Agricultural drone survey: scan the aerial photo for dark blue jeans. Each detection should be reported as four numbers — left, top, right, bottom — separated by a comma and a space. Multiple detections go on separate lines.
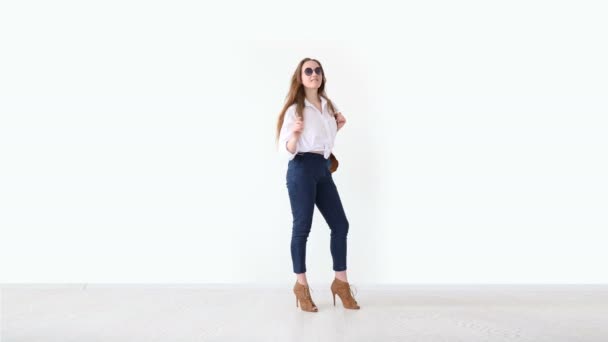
286, 152, 349, 274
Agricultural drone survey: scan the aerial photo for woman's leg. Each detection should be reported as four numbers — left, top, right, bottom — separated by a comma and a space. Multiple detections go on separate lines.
286, 160, 317, 276
296, 273, 309, 285
315, 174, 350, 273
334, 270, 348, 282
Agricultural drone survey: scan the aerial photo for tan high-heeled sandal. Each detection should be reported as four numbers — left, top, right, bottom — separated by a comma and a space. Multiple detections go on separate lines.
293, 281, 318, 312
331, 277, 361, 309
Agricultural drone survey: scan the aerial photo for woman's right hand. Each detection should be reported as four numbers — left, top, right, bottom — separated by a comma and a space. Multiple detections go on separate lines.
292, 117, 304, 135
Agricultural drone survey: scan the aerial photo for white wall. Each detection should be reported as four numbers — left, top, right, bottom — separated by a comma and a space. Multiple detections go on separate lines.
1, 0, 606, 284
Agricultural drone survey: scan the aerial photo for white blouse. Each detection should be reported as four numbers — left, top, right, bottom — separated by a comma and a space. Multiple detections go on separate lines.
278, 96, 340, 160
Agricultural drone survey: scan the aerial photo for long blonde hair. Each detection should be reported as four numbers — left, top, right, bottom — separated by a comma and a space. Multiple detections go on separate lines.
275, 57, 338, 145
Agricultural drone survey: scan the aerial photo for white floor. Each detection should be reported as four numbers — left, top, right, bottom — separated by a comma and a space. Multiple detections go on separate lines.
1, 284, 607, 342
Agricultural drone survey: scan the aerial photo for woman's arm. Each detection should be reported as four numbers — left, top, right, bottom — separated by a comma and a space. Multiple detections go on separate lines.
286, 132, 300, 154
278, 106, 301, 160
335, 112, 346, 131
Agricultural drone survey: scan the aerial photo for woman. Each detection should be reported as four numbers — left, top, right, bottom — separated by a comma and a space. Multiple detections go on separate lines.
275, 57, 360, 312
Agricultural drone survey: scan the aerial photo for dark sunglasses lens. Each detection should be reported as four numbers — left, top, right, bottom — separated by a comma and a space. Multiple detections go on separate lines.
304, 68, 313, 76
315, 67, 322, 75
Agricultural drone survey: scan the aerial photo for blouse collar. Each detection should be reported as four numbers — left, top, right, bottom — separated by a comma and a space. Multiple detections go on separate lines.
304, 96, 327, 111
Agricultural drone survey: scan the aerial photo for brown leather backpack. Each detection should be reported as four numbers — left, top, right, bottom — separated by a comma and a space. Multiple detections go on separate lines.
329, 110, 341, 173
329, 153, 339, 173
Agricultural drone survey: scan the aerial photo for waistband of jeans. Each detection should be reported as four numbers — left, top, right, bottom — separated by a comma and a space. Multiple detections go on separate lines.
295, 152, 326, 159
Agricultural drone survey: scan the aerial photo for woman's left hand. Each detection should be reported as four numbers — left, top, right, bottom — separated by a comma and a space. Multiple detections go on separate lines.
335, 112, 346, 131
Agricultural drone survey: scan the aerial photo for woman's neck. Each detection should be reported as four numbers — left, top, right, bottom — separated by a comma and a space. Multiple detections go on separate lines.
304, 88, 320, 103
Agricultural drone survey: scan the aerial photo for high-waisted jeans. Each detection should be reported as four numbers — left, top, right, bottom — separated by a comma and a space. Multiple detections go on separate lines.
286, 152, 350, 274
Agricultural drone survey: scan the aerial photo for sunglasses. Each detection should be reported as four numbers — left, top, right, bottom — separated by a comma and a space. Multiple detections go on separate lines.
304, 67, 323, 76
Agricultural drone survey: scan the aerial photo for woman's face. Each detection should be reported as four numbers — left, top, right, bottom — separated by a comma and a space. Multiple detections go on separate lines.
301, 61, 323, 90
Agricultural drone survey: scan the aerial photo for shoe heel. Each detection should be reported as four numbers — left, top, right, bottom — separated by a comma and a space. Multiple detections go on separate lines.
296, 297, 299, 307
332, 291, 336, 306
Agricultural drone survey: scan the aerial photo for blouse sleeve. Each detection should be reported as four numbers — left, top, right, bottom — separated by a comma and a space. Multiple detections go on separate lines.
278, 106, 299, 160
332, 101, 340, 114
